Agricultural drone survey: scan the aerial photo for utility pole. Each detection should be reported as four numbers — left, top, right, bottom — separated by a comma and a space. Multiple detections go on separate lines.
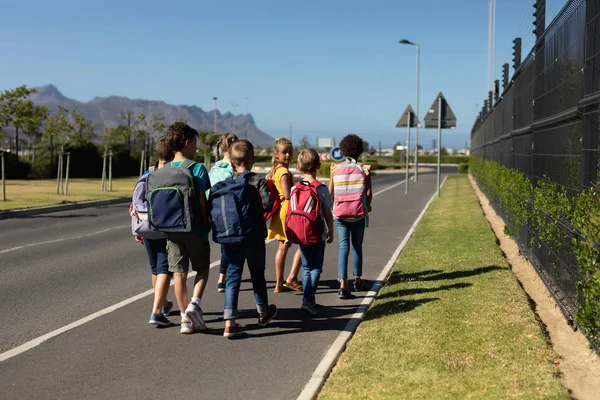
213, 97, 218, 135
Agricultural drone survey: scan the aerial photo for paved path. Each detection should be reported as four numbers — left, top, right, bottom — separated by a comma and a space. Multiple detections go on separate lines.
0, 168, 453, 399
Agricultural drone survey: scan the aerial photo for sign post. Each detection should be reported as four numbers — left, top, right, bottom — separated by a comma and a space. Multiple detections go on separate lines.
396, 105, 420, 194
423, 92, 457, 197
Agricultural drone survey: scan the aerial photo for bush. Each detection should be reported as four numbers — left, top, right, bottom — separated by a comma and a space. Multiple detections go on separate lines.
416, 155, 470, 164
1, 151, 31, 179
458, 163, 469, 174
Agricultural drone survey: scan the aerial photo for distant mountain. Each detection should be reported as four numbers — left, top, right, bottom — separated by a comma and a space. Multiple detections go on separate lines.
29, 85, 274, 147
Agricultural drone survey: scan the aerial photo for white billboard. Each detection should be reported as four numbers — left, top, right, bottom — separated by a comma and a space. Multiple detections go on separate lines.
318, 137, 334, 148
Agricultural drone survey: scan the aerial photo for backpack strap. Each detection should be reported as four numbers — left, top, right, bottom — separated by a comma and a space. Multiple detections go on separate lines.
239, 170, 256, 181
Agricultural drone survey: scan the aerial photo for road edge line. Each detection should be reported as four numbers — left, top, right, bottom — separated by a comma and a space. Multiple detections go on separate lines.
297, 175, 449, 400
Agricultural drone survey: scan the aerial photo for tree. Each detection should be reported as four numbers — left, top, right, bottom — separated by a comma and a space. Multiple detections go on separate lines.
198, 131, 219, 164
0, 85, 37, 159
120, 110, 135, 153
100, 125, 128, 191
21, 103, 49, 163
134, 113, 166, 173
299, 136, 311, 149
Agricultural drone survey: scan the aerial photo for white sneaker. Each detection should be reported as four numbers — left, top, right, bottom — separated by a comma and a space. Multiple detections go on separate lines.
180, 315, 193, 334
185, 303, 207, 331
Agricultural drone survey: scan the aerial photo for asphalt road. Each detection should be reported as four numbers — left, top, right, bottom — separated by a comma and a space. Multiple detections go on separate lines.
0, 167, 454, 399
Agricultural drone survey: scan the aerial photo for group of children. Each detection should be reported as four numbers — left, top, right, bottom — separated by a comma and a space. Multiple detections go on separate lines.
130, 122, 372, 338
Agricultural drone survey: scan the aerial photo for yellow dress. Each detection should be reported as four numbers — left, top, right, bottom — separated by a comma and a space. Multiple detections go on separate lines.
267, 166, 293, 241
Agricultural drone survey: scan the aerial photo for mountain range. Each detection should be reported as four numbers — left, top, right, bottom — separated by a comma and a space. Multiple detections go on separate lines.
29, 85, 274, 147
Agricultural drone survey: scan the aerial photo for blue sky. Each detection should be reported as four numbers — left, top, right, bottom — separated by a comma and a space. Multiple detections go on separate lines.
0, 0, 564, 150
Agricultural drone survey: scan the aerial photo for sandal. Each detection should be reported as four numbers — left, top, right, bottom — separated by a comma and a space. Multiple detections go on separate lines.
283, 282, 303, 292
274, 285, 293, 293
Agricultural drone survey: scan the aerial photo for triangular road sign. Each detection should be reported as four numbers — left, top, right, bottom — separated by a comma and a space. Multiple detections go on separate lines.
395, 105, 421, 128
424, 92, 457, 129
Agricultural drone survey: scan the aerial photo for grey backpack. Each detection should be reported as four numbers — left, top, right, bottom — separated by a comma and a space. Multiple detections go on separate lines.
146, 159, 199, 233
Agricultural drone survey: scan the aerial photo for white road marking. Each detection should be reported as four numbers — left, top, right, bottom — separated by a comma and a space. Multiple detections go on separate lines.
0, 225, 131, 255
0, 176, 410, 362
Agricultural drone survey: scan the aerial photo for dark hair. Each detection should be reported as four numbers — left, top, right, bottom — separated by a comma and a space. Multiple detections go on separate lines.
339, 134, 364, 159
165, 122, 198, 152
154, 136, 174, 169
230, 140, 255, 167
216, 133, 238, 159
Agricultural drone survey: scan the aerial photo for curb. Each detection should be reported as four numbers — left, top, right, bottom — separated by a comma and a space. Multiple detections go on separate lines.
0, 197, 131, 220
297, 175, 449, 400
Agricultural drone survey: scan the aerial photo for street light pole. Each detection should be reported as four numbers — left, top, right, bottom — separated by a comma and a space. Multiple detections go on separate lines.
213, 97, 218, 135
400, 39, 421, 182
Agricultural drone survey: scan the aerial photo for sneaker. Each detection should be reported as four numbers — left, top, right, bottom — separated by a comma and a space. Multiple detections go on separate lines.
223, 324, 244, 338
301, 302, 317, 317
353, 278, 365, 292
258, 304, 278, 327
161, 301, 173, 316
180, 315, 193, 334
185, 303, 207, 331
217, 282, 225, 293
338, 288, 352, 299
149, 312, 171, 326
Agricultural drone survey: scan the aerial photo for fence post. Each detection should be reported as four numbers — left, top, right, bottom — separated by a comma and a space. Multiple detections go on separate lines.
1, 151, 5, 202
64, 152, 71, 196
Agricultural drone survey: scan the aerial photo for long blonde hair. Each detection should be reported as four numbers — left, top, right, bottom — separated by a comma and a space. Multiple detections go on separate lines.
267, 137, 293, 179
216, 133, 238, 160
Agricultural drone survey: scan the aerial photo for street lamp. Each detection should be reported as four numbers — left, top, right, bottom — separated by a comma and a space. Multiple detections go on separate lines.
213, 97, 218, 135
400, 39, 420, 183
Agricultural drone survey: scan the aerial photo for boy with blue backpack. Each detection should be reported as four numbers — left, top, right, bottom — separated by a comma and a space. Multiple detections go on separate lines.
208, 140, 277, 338
147, 122, 211, 334
286, 149, 334, 316
130, 137, 174, 326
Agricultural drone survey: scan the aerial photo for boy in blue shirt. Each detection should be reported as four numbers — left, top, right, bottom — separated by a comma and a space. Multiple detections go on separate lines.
164, 122, 212, 334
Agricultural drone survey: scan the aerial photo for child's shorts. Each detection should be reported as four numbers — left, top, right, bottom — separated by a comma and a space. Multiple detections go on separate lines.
166, 233, 210, 274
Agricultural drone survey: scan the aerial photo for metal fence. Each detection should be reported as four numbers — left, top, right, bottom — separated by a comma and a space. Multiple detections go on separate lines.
471, 0, 599, 323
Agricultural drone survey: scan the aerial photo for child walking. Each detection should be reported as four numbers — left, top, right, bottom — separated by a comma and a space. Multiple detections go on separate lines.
266, 138, 303, 293
208, 140, 278, 338
131, 137, 174, 326
208, 133, 238, 293
328, 134, 372, 299
287, 149, 334, 316
158, 122, 212, 334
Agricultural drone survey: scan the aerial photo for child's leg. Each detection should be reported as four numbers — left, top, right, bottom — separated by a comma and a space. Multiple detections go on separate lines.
189, 238, 211, 300
218, 244, 228, 285
335, 220, 350, 289
274, 240, 290, 291
152, 238, 171, 314
286, 249, 302, 287
246, 242, 269, 317
166, 236, 190, 313
300, 242, 325, 304
349, 219, 367, 279
224, 244, 244, 327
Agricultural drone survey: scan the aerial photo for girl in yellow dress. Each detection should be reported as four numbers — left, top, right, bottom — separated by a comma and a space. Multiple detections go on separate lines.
267, 138, 303, 293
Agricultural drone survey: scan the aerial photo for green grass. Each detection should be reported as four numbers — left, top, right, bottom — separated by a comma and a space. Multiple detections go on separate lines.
319, 175, 568, 400
0, 177, 138, 211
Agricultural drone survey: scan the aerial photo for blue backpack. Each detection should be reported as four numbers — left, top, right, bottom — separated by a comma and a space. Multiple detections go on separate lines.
208, 171, 266, 244
146, 159, 200, 233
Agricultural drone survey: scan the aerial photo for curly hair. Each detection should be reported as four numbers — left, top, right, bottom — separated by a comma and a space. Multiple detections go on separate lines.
339, 134, 364, 159
165, 122, 198, 152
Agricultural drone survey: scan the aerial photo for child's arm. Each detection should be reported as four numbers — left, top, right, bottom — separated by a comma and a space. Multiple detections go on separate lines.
365, 173, 373, 212
280, 172, 291, 200
324, 207, 334, 244
328, 163, 337, 197
198, 192, 210, 229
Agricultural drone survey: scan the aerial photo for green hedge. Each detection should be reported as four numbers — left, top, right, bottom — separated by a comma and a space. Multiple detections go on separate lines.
471, 157, 600, 348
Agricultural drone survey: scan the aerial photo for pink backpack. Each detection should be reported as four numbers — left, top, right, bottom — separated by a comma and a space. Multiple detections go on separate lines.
332, 158, 367, 221
286, 181, 323, 246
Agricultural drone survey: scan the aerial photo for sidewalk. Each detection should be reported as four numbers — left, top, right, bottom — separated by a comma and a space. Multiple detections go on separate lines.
318, 175, 569, 399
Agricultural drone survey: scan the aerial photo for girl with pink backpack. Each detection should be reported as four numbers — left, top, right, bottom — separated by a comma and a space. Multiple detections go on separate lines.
328, 134, 373, 299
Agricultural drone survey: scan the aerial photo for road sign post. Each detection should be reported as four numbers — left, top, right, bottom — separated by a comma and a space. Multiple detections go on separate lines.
330, 147, 344, 162
396, 105, 420, 195
423, 92, 457, 197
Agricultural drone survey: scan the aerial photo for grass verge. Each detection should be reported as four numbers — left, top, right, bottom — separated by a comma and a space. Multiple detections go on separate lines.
319, 175, 568, 399
0, 178, 138, 211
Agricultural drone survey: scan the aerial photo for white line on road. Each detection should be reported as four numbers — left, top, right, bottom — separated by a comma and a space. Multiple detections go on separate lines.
0, 225, 131, 255
0, 178, 409, 363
